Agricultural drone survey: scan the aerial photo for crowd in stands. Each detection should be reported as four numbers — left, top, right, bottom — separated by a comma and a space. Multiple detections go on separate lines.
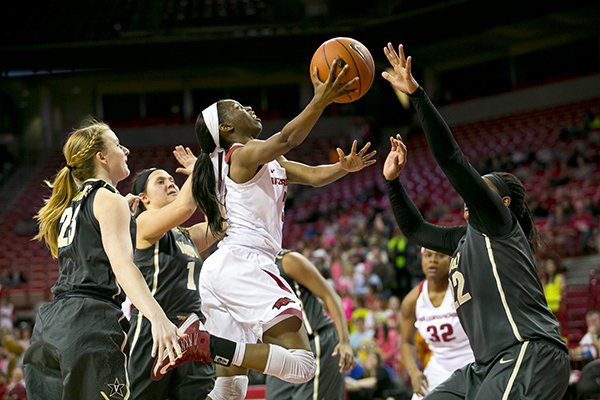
0, 296, 29, 400
0, 104, 598, 399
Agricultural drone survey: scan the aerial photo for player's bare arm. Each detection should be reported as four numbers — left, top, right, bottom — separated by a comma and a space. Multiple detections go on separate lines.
229, 63, 357, 183
136, 146, 198, 246
400, 286, 429, 396
279, 140, 376, 187
282, 252, 354, 372
94, 189, 183, 365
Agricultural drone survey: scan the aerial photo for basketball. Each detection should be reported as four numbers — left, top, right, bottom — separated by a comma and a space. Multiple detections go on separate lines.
310, 37, 375, 103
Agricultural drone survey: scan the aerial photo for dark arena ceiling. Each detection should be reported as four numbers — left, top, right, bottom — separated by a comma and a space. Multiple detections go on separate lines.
0, 0, 598, 73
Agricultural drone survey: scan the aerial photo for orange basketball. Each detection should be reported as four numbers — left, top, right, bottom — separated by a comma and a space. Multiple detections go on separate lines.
310, 37, 375, 103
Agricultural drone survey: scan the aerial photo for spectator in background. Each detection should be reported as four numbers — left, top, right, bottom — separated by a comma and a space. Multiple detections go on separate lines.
374, 315, 400, 373
0, 300, 14, 331
540, 257, 566, 317
0, 371, 7, 399
388, 226, 413, 299
346, 346, 409, 400
570, 310, 600, 362
5, 367, 25, 400
570, 199, 595, 254
349, 316, 374, 351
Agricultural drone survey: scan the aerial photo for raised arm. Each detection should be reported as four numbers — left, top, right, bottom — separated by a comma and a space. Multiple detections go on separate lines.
280, 140, 376, 187
94, 189, 182, 364
384, 134, 465, 255
135, 146, 197, 247
399, 286, 428, 397
382, 43, 512, 236
233, 63, 358, 173
282, 251, 354, 373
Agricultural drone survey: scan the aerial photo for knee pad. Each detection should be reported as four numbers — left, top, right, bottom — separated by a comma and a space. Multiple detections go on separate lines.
263, 345, 316, 384
208, 375, 248, 400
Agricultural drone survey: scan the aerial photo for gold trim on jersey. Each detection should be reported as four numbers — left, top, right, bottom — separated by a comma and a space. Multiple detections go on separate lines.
502, 341, 529, 400
130, 242, 161, 353
485, 236, 523, 342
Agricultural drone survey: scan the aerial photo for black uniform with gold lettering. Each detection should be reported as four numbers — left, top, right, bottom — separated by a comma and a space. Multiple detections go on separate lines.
386, 88, 569, 400
127, 227, 215, 399
24, 179, 132, 400
265, 250, 344, 400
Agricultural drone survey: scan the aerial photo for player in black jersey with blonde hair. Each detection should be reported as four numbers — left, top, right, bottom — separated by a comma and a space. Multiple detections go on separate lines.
381, 43, 570, 400
127, 146, 217, 399
265, 250, 354, 400
24, 121, 182, 400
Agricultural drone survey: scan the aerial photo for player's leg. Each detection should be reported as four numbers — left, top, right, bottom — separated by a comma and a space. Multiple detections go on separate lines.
23, 303, 62, 400
170, 361, 216, 400
200, 247, 315, 383
424, 363, 473, 400
303, 325, 345, 400
61, 298, 130, 400
127, 314, 170, 399
474, 340, 569, 400
207, 365, 249, 400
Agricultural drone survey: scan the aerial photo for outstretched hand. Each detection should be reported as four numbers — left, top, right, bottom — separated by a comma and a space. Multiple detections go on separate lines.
312, 59, 359, 107
382, 134, 408, 180
173, 145, 197, 175
337, 140, 377, 173
381, 43, 419, 95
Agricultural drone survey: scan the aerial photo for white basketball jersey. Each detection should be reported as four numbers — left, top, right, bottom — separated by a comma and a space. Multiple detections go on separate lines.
219, 146, 287, 258
414, 281, 474, 372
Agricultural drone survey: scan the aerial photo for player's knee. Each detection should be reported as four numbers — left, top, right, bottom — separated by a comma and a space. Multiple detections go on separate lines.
264, 345, 316, 384
208, 375, 248, 400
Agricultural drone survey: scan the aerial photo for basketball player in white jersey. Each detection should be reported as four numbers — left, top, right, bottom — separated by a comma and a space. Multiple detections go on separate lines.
400, 248, 474, 399
153, 62, 376, 399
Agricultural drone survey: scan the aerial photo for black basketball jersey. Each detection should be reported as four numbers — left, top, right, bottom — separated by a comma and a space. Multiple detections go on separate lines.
133, 227, 202, 319
276, 250, 331, 335
53, 179, 131, 306
449, 218, 566, 364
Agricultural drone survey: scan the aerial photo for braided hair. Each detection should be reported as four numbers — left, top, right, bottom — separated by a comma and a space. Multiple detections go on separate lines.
494, 172, 541, 253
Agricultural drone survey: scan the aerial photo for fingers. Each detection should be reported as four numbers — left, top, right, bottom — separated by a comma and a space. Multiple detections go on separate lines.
350, 140, 357, 154
165, 341, 176, 365
398, 44, 406, 67
152, 341, 157, 359
336, 147, 345, 161
329, 59, 347, 83
357, 141, 370, 156
406, 55, 412, 75
383, 42, 397, 65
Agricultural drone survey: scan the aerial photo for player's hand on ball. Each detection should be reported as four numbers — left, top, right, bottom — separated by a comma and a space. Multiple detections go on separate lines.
173, 145, 197, 175
312, 60, 359, 108
383, 134, 407, 180
338, 140, 377, 172
381, 43, 419, 95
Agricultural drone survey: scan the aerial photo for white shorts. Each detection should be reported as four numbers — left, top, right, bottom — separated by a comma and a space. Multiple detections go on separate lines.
200, 245, 302, 343
411, 358, 457, 400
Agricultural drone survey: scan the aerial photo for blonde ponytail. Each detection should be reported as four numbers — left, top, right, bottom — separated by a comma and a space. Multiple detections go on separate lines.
34, 120, 109, 258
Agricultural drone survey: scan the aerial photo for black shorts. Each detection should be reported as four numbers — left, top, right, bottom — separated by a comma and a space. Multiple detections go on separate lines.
24, 297, 130, 400
265, 324, 345, 400
425, 340, 570, 400
128, 312, 215, 400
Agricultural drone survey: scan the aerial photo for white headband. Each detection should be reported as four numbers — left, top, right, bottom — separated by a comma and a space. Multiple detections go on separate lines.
202, 102, 221, 151
202, 102, 226, 203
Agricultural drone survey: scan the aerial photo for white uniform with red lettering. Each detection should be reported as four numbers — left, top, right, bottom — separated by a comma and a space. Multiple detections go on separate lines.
200, 145, 302, 343
412, 281, 474, 399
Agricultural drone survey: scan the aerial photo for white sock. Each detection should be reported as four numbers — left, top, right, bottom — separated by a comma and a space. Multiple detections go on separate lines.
263, 344, 316, 384
231, 343, 246, 367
